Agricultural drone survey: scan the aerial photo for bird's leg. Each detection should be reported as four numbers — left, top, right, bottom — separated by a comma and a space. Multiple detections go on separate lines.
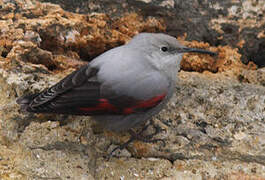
58, 115, 70, 126
107, 120, 166, 158
129, 120, 166, 146
107, 136, 135, 158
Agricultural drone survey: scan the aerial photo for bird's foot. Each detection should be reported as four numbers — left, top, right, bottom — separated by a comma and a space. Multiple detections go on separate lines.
129, 124, 166, 146
107, 120, 166, 158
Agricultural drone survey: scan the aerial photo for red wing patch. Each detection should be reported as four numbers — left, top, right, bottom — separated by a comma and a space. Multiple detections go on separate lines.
123, 94, 166, 114
79, 94, 166, 115
79, 99, 118, 112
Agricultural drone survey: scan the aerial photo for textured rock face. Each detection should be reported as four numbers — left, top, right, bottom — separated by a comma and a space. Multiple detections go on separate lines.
0, 0, 264, 179
39, 0, 265, 66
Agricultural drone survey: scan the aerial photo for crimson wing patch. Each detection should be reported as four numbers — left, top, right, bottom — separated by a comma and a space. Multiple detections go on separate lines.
79, 94, 166, 115
121, 94, 166, 114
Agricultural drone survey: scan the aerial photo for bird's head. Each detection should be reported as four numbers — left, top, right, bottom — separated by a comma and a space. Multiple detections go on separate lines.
127, 33, 217, 72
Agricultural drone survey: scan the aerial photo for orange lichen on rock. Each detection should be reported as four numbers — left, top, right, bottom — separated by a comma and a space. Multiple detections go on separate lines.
181, 40, 257, 73
213, 45, 256, 72
78, 13, 165, 58
181, 41, 218, 72
0, 0, 257, 78
0, 1, 165, 72
112, 13, 166, 38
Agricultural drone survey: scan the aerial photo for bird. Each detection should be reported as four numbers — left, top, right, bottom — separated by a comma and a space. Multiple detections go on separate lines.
17, 33, 216, 152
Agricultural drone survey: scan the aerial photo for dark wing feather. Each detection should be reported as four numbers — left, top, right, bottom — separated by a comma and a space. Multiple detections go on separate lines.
30, 65, 96, 107
18, 65, 167, 115
23, 65, 101, 113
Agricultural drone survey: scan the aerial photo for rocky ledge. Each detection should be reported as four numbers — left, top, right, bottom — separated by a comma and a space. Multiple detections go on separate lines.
0, 0, 264, 179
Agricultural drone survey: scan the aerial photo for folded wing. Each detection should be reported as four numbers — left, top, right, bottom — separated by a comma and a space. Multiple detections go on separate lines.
17, 65, 168, 115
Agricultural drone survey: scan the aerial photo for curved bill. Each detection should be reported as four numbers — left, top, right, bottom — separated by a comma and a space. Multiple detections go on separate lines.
180, 47, 217, 56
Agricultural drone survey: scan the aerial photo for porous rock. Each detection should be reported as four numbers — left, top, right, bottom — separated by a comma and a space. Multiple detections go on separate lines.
0, 0, 264, 179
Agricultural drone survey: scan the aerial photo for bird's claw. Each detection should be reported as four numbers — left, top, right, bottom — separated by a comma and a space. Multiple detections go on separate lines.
106, 120, 166, 158
130, 125, 166, 147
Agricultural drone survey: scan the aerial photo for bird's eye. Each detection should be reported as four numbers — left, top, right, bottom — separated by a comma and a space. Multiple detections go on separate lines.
161, 46, 168, 52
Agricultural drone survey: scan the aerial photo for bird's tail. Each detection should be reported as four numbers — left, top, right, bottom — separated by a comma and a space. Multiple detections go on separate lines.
16, 93, 39, 111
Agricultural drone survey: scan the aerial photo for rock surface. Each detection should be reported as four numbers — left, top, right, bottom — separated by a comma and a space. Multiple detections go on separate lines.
38, 0, 265, 67
0, 0, 264, 179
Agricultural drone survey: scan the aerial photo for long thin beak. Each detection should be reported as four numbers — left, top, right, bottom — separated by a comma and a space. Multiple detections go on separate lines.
179, 47, 217, 56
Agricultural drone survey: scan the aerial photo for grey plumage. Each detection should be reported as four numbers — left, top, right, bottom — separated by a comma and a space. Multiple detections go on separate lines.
17, 33, 216, 132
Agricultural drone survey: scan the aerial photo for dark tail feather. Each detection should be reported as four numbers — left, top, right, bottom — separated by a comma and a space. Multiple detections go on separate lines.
16, 93, 39, 111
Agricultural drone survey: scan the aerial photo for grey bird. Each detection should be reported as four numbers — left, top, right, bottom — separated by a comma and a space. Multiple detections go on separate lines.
17, 33, 216, 134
